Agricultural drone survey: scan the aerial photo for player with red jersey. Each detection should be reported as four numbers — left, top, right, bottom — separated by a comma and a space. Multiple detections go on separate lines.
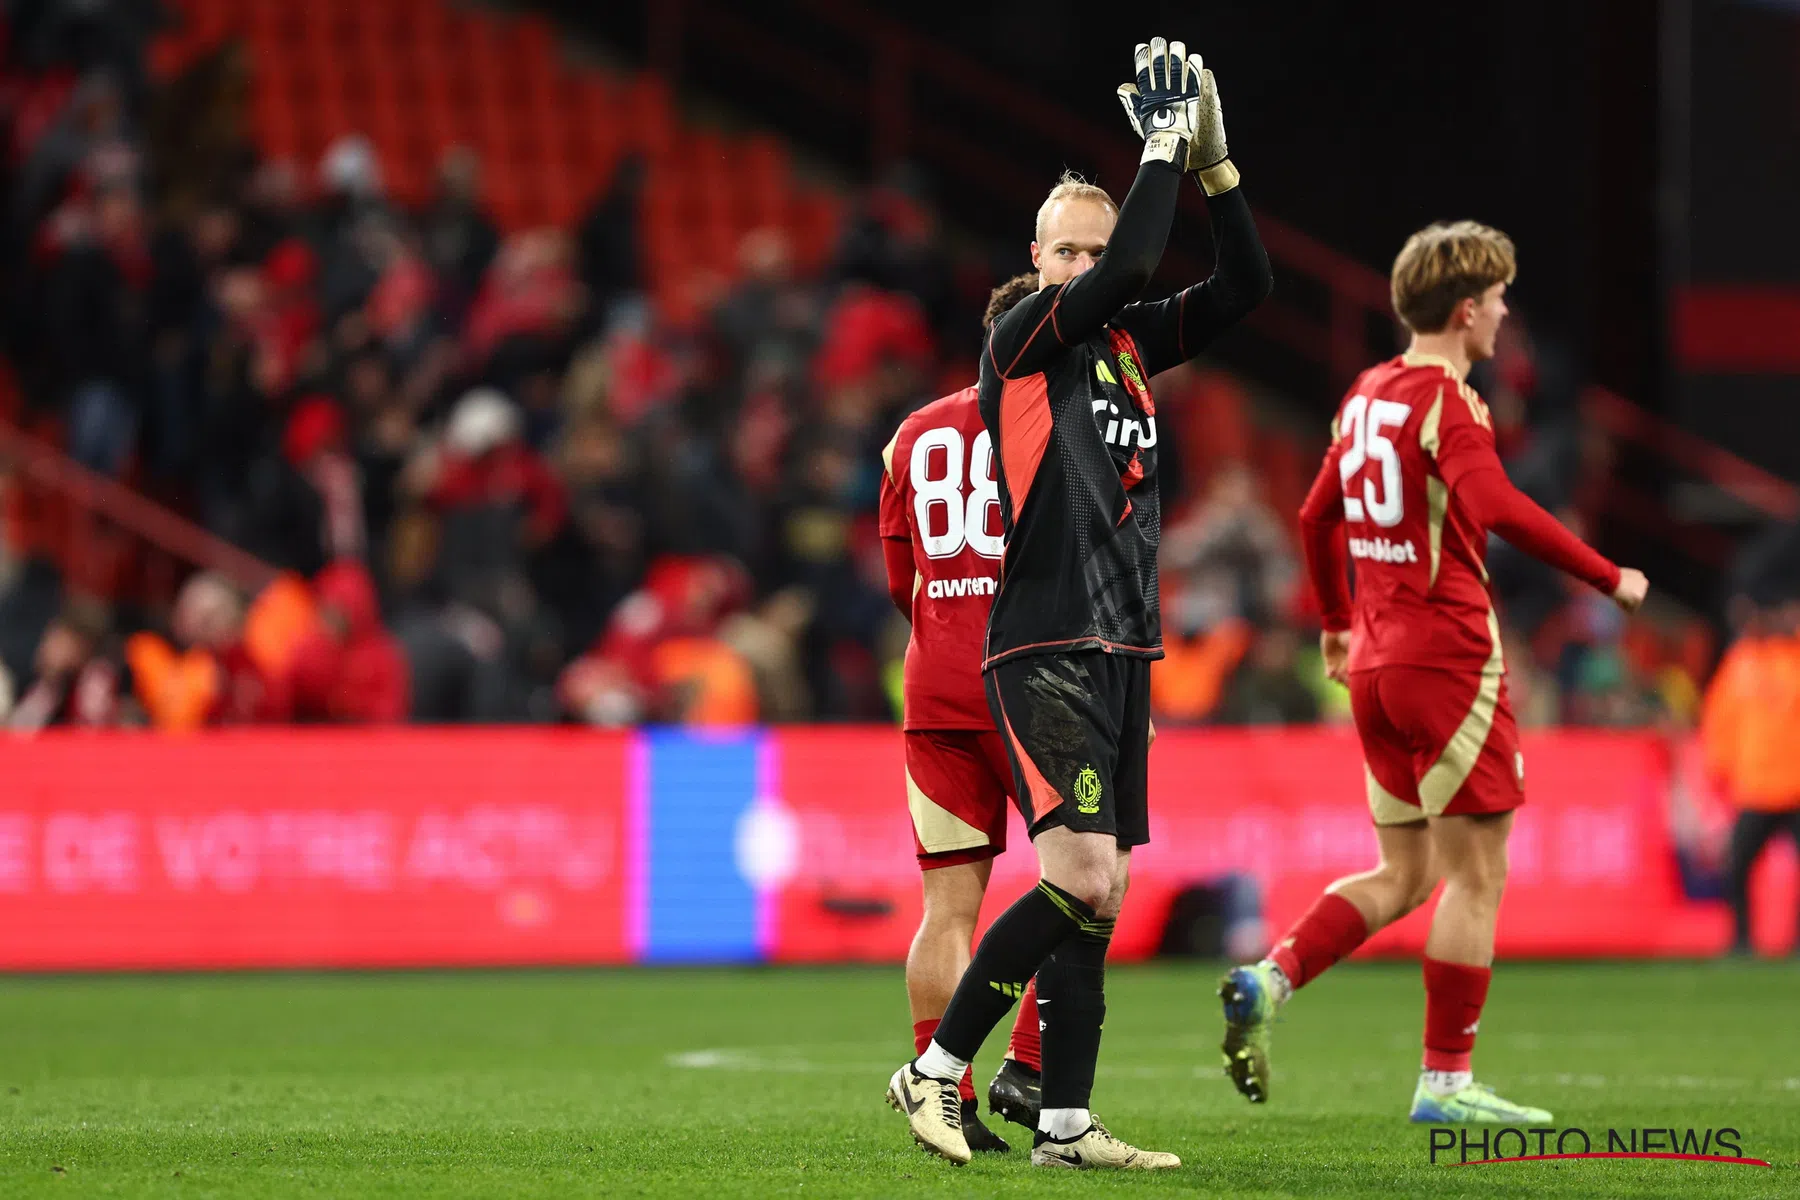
877, 322, 1047, 1154
1217, 221, 1648, 1123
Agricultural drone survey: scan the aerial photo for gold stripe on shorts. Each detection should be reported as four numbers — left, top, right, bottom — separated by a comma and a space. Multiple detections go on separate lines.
1417, 610, 1506, 814
906, 766, 990, 855
1366, 766, 1422, 826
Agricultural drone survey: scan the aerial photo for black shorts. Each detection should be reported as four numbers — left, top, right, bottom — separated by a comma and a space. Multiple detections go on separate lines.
984, 649, 1151, 847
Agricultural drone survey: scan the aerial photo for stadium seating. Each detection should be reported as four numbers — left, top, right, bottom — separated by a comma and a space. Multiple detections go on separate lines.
148, 0, 844, 322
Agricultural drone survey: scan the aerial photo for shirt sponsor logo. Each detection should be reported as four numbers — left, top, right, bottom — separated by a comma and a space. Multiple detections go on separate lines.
1091, 400, 1158, 450
925, 576, 998, 599
1348, 536, 1419, 564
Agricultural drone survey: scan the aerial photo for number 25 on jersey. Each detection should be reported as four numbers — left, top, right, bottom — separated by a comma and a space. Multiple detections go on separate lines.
910, 426, 1003, 559
1337, 394, 1412, 528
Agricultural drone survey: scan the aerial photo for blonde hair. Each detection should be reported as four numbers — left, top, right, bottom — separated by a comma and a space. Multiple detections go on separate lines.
1034, 170, 1117, 243
1390, 220, 1517, 334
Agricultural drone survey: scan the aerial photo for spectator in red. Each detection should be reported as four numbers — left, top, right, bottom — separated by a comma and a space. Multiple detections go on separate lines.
426, 388, 566, 547
363, 224, 437, 363
558, 554, 755, 725
283, 395, 364, 563
412, 388, 566, 646
811, 283, 933, 392
127, 572, 290, 729
8, 599, 131, 730
287, 560, 409, 723
261, 236, 321, 393
464, 231, 582, 366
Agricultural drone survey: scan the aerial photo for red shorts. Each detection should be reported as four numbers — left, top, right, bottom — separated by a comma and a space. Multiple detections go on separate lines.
1349, 666, 1525, 824
904, 729, 1013, 869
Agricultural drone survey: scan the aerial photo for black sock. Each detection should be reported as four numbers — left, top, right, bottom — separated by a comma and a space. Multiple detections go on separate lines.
933, 881, 1095, 1061
1038, 915, 1113, 1112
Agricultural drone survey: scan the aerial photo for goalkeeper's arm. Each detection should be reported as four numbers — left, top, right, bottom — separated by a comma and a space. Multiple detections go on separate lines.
987, 37, 1197, 379
986, 158, 1184, 379
1113, 64, 1272, 370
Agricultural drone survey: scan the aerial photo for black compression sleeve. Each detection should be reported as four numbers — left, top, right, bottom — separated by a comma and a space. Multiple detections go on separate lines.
1113, 184, 1272, 375
1177, 186, 1272, 350
987, 159, 1184, 379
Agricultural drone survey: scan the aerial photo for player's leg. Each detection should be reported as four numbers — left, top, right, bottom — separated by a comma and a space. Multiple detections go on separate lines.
1410, 809, 1539, 1121
1030, 833, 1121, 1144
888, 661, 1111, 1165
987, 978, 1042, 1130
1407, 674, 1547, 1124
1029, 656, 1176, 1170
899, 732, 1012, 1151
1221, 670, 1436, 1102
906, 858, 1011, 1152
1276, 817, 1437, 987
972, 729, 1044, 1131
1723, 809, 1779, 954
1221, 821, 1433, 1101
906, 859, 990, 1069
1005, 981, 1042, 1073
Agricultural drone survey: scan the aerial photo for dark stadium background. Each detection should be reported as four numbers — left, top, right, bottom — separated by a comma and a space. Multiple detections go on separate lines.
562, 0, 1661, 420
0, 0, 1793, 969
561, 0, 1800, 606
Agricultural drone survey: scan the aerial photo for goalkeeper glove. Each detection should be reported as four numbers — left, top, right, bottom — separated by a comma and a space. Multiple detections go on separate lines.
1119, 56, 1239, 194
1116, 38, 1203, 168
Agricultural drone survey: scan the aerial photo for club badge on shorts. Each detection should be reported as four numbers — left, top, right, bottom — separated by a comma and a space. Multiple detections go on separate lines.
1074, 766, 1103, 814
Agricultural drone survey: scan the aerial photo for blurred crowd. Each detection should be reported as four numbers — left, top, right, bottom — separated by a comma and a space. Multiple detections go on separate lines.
0, 3, 1789, 741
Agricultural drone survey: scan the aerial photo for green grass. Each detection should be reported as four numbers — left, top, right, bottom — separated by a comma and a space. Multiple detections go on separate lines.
0, 963, 1795, 1197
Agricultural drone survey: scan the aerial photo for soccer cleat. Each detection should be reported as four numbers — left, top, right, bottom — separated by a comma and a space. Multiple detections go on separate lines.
1408, 1077, 1553, 1125
961, 1100, 1010, 1153
885, 1063, 971, 1165
986, 1058, 1042, 1132
1218, 963, 1279, 1103
1030, 1116, 1181, 1170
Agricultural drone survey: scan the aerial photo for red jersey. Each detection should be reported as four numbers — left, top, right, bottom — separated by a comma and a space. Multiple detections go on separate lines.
1299, 353, 1619, 675
879, 387, 1004, 729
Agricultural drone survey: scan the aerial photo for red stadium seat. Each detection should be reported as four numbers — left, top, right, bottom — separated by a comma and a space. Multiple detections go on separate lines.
539, 161, 588, 230
222, 1, 875, 323
517, 19, 558, 70
312, 0, 362, 48
241, 0, 297, 51
249, 87, 300, 160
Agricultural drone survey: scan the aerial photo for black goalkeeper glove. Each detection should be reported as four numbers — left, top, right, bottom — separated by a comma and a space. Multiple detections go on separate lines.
1118, 49, 1239, 194
1115, 38, 1202, 168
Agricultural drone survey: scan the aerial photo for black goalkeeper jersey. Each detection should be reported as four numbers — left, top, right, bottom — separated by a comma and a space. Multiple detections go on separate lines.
977, 168, 1270, 670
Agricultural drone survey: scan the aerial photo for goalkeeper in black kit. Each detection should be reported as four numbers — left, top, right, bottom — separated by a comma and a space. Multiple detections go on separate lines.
885, 38, 1272, 1169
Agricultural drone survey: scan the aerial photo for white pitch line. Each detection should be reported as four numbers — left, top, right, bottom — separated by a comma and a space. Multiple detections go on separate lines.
668, 1051, 1800, 1094
667, 1049, 1227, 1081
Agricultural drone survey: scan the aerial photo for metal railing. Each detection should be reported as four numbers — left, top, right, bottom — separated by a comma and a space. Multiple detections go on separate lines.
0, 419, 277, 605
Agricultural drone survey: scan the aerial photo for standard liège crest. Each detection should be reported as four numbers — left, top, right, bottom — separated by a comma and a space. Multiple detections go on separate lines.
1074, 765, 1103, 814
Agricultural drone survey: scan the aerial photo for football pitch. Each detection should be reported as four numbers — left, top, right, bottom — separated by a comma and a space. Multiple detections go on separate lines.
0, 962, 1794, 1197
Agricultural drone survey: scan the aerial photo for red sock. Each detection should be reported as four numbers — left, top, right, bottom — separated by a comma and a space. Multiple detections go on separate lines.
1421, 957, 1491, 1073
913, 1018, 975, 1103
1267, 893, 1368, 989
1004, 978, 1042, 1072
